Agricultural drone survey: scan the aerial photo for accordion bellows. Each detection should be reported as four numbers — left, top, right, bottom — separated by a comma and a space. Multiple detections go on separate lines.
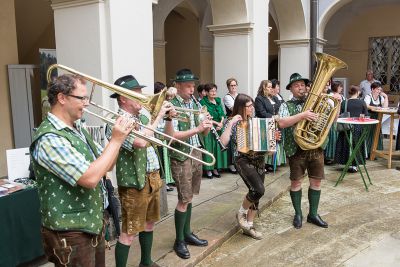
237, 118, 277, 154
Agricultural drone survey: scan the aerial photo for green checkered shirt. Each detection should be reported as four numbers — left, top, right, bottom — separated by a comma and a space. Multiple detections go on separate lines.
32, 113, 103, 186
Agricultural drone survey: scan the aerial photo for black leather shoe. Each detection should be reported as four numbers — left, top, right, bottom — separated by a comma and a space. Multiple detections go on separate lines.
173, 240, 190, 259
184, 233, 208, 247
203, 171, 213, 179
293, 214, 303, 229
307, 214, 328, 228
212, 171, 221, 178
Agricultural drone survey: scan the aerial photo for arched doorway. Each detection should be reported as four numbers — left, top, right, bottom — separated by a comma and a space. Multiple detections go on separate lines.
164, 6, 200, 85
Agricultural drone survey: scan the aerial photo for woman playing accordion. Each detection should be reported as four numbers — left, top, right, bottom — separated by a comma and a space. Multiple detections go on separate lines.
220, 93, 279, 240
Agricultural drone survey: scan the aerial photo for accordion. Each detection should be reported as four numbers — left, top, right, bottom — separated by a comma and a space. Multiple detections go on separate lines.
236, 118, 277, 154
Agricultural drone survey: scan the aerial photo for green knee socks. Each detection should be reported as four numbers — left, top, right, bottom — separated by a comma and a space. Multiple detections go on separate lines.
184, 203, 192, 237
115, 241, 130, 267
308, 188, 321, 217
174, 209, 187, 241
139, 231, 153, 266
290, 189, 302, 216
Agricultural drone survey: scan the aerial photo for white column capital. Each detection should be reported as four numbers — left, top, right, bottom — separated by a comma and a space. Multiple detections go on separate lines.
200, 46, 213, 52
275, 38, 310, 47
51, 0, 103, 10
207, 22, 254, 37
153, 40, 167, 48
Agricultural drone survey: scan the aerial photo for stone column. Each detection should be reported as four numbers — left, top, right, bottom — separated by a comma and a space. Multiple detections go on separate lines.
275, 38, 310, 99
51, 0, 155, 121
200, 45, 213, 84
154, 39, 167, 84
208, 1, 269, 98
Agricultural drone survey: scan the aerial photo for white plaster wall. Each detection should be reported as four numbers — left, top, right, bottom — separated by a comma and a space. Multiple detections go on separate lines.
53, 2, 109, 125
54, 4, 104, 77
248, 0, 269, 93
279, 45, 310, 100
108, 0, 154, 95
214, 34, 251, 97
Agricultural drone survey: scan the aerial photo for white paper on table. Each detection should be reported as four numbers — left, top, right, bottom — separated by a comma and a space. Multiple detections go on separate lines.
6, 147, 30, 182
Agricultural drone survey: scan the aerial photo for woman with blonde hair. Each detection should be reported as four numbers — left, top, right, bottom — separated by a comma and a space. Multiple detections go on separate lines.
254, 80, 283, 171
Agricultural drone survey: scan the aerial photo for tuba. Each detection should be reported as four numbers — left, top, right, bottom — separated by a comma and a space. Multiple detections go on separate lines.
294, 53, 348, 150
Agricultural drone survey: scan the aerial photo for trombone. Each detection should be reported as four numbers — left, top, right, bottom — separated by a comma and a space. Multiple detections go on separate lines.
47, 64, 216, 167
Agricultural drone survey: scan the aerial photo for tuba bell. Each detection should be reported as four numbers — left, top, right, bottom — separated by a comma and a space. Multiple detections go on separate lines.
294, 53, 348, 150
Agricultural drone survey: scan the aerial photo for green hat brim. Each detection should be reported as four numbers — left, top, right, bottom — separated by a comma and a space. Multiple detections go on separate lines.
286, 78, 310, 90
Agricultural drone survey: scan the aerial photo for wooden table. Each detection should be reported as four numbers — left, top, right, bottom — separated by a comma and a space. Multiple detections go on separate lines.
370, 107, 400, 168
335, 118, 378, 191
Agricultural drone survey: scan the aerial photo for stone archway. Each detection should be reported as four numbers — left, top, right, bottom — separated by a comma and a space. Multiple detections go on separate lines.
164, 6, 200, 84
270, 0, 309, 99
153, 0, 210, 83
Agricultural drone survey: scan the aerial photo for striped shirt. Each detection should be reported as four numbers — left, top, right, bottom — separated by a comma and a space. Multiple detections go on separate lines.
172, 95, 201, 147
105, 108, 160, 172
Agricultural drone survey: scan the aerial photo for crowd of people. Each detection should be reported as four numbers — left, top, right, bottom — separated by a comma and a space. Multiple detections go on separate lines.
29, 66, 394, 267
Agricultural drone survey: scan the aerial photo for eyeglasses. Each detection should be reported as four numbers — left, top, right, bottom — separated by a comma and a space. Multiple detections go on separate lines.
67, 94, 89, 102
245, 104, 254, 108
230, 84, 237, 87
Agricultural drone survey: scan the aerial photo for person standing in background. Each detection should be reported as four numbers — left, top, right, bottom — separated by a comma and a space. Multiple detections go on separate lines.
200, 83, 227, 178
197, 84, 207, 102
154, 81, 174, 192
271, 79, 287, 168
254, 80, 281, 171
364, 82, 388, 158
223, 78, 239, 174
359, 69, 379, 98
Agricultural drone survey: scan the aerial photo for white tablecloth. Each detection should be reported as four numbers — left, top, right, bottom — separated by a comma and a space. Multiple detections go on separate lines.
381, 115, 398, 136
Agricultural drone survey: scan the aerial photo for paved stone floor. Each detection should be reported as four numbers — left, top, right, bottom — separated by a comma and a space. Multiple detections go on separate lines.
198, 160, 400, 267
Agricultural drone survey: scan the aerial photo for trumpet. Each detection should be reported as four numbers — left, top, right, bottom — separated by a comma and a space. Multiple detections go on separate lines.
47, 64, 216, 166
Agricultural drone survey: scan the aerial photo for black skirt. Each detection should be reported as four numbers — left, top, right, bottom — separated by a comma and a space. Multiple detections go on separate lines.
335, 125, 365, 165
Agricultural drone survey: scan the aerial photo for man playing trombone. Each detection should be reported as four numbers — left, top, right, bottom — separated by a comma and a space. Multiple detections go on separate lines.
106, 75, 173, 267
165, 69, 213, 259
30, 74, 133, 267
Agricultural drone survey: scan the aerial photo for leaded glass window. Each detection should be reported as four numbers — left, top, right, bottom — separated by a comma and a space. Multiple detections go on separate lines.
368, 36, 400, 92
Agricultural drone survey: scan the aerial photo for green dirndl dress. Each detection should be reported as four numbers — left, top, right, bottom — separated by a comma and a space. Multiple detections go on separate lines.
324, 122, 338, 160
200, 97, 228, 171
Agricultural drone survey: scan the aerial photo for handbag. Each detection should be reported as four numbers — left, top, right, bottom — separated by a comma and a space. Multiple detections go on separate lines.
337, 100, 352, 132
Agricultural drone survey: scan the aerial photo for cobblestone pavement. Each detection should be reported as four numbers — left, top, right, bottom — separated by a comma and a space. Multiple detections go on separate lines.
198, 160, 400, 267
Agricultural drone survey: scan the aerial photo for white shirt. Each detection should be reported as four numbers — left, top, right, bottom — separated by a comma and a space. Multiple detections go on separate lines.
223, 93, 236, 111
359, 79, 379, 98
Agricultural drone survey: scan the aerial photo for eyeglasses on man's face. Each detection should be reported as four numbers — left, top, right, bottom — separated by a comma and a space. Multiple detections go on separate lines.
66, 94, 89, 102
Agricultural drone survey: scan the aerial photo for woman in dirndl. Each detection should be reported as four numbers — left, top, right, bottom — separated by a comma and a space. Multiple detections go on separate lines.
364, 82, 388, 158
324, 81, 344, 164
200, 83, 228, 178
335, 85, 368, 172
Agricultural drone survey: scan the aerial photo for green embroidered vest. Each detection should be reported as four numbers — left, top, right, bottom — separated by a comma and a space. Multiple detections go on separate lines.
283, 101, 329, 158
115, 114, 148, 189
30, 119, 104, 235
169, 97, 203, 162
283, 101, 301, 158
